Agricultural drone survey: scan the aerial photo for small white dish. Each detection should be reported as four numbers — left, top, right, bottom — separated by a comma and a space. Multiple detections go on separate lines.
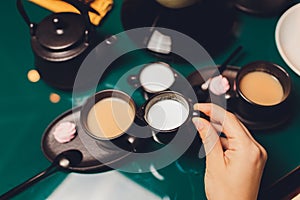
275, 3, 300, 76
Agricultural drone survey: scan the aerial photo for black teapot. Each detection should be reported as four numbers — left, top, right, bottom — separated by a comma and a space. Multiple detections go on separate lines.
17, 0, 99, 90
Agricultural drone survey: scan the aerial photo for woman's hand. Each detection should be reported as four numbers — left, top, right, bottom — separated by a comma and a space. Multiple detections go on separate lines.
192, 103, 267, 200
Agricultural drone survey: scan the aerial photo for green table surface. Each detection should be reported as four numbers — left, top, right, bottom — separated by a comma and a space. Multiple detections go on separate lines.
0, 0, 299, 199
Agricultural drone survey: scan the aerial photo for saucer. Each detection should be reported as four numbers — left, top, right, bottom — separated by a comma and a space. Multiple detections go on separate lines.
41, 107, 133, 173
275, 3, 300, 76
187, 66, 291, 130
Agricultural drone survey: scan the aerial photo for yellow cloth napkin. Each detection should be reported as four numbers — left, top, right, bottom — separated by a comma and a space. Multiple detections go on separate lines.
29, 0, 113, 26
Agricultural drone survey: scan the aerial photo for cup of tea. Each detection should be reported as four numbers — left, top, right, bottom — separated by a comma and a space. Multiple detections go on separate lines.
128, 62, 177, 94
80, 90, 139, 151
235, 61, 292, 123
138, 91, 199, 144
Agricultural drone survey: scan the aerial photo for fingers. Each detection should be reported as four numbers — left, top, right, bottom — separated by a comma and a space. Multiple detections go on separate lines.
230, 114, 268, 160
193, 103, 250, 140
237, 120, 267, 151
194, 103, 268, 161
220, 137, 229, 150
192, 117, 225, 166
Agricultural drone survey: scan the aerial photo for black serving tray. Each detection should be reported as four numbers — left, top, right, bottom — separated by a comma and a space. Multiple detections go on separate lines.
41, 107, 133, 173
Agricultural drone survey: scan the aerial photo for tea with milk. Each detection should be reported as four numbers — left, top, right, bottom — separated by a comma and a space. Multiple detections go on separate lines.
239, 71, 284, 106
87, 97, 135, 139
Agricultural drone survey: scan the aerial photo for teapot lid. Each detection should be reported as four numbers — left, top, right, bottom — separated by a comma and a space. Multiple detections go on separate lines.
35, 13, 86, 50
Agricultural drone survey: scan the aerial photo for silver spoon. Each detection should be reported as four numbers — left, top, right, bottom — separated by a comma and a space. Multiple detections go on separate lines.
0, 150, 83, 200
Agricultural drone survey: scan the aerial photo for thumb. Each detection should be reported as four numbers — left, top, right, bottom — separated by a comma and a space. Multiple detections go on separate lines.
192, 117, 224, 166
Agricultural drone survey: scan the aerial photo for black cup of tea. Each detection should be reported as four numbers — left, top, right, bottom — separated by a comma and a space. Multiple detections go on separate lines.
235, 61, 292, 124
80, 90, 139, 151
138, 91, 199, 144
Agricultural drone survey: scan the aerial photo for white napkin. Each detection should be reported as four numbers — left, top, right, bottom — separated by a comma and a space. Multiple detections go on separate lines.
147, 30, 172, 54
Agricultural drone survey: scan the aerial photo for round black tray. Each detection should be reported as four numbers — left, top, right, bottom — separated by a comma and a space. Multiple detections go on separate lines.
121, 0, 237, 56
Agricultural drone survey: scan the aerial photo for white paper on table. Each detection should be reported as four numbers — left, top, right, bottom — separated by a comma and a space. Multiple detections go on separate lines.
48, 171, 167, 200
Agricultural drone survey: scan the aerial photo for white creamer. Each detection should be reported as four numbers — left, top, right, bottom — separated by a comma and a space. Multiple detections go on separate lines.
146, 99, 189, 131
140, 63, 175, 93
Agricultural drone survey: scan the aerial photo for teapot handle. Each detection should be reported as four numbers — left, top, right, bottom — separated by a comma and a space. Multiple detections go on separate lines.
16, 0, 93, 38
16, 0, 35, 35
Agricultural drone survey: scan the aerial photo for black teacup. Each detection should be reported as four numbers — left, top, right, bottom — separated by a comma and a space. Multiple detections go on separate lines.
235, 61, 292, 123
80, 90, 139, 151
138, 91, 199, 144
